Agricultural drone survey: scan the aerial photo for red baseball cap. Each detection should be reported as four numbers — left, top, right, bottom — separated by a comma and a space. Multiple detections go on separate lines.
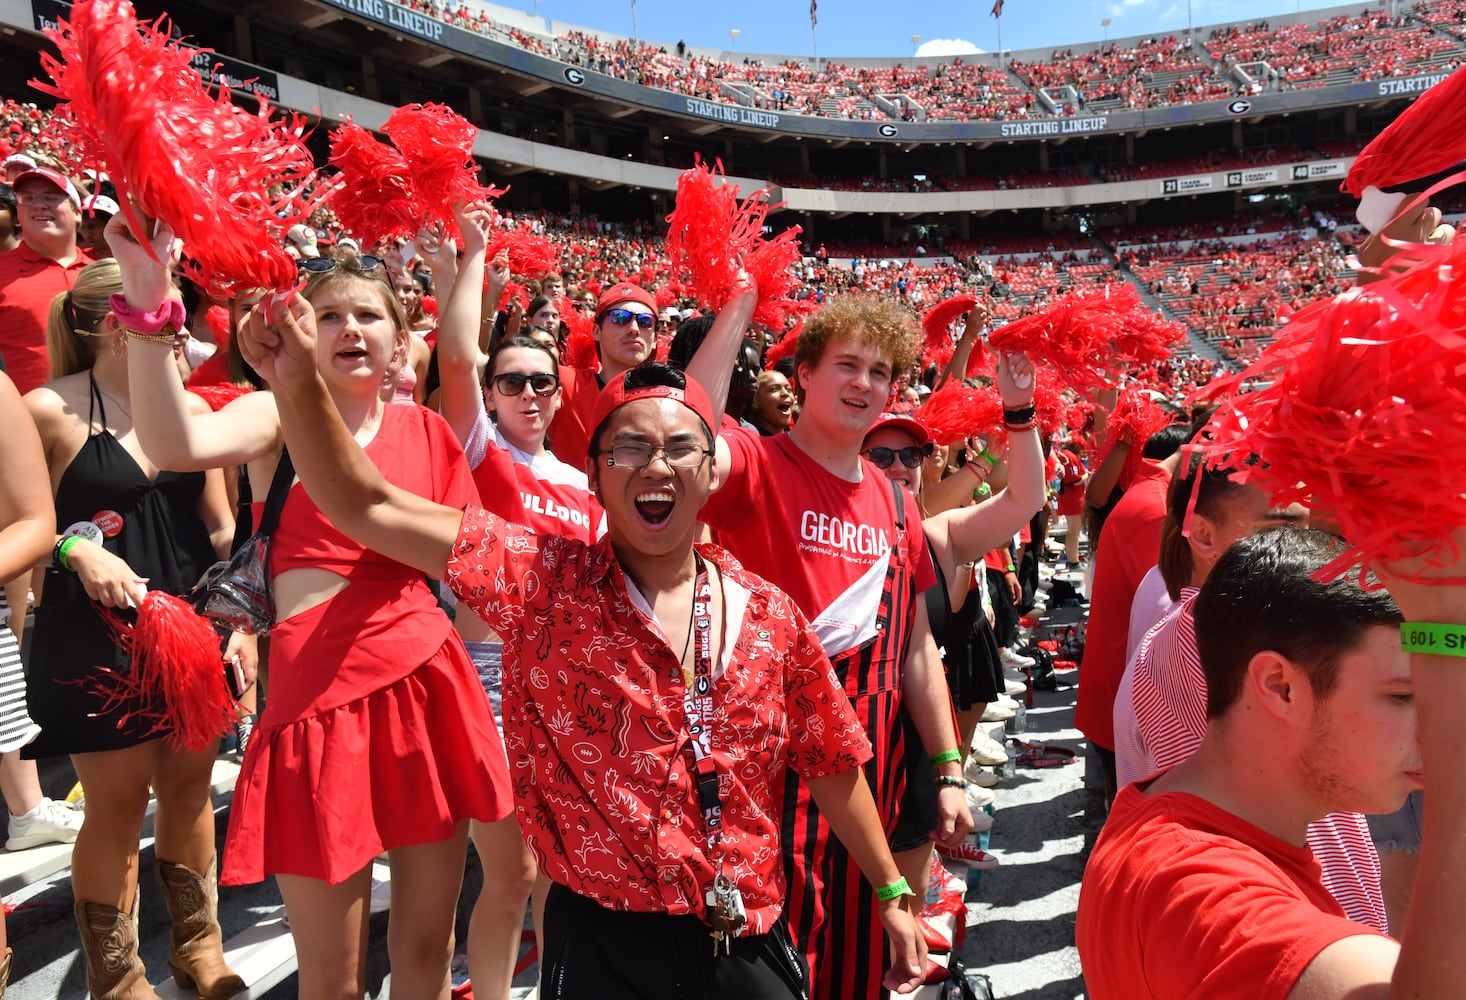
595, 282, 657, 317
589, 373, 718, 443
11, 166, 80, 206
864, 412, 932, 449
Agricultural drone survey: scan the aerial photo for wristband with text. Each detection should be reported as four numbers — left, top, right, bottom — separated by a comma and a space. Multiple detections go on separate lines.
929, 748, 962, 767
875, 876, 916, 901
55, 536, 80, 572
1400, 623, 1466, 657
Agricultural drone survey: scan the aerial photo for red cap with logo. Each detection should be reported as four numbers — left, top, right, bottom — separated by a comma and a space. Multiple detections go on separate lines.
595, 282, 657, 317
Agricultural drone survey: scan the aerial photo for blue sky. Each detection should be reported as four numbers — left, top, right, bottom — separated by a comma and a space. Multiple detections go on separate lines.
527, 0, 1357, 59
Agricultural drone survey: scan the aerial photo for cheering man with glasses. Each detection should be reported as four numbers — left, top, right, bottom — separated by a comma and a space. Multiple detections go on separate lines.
236, 284, 928, 997
0, 166, 89, 393
549, 281, 661, 472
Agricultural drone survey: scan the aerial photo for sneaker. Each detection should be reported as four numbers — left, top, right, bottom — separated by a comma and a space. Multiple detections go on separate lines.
6, 798, 83, 851
1003, 677, 1028, 698
965, 765, 1000, 788
1000, 648, 1036, 669
966, 782, 995, 810
968, 732, 1009, 766
981, 702, 1015, 723
936, 840, 1001, 870
969, 810, 994, 833
233, 715, 256, 759
995, 694, 1021, 712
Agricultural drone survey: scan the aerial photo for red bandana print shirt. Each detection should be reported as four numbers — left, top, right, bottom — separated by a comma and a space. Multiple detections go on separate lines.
446, 506, 873, 934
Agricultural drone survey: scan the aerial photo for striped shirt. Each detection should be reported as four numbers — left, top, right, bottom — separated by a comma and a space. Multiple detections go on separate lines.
1127, 594, 1389, 933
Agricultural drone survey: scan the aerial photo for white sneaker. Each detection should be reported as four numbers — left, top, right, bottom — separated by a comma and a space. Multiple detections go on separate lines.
1000, 648, 1036, 669
965, 764, 1000, 788
6, 797, 83, 851
996, 694, 1021, 712
1003, 677, 1028, 697
968, 732, 1009, 766
981, 702, 1015, 723
966, 782, 995, 810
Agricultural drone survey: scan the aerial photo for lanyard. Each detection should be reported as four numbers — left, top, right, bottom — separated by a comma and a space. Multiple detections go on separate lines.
681, 556, 723, 841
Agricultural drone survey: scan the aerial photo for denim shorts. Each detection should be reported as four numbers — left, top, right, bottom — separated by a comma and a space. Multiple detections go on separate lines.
463, 639, 504, 738
1367, 789, 1423, 855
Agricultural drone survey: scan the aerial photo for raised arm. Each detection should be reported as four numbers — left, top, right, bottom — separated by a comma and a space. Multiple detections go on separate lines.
0, 373, 55, 581
107, 215, 281, 470
932, 300, 990, 392
932, 353, 1046, 565
237, 293, 463, 579
685, 276, 758, 425
431, 204, 494, 444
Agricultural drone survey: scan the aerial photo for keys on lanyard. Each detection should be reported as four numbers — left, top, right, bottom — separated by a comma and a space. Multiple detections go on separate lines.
706, 872, 746, 956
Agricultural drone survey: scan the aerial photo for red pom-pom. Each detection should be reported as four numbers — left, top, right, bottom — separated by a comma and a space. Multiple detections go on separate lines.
558, 294, 598, 371
1344, 64, 1466, 198
90, 592, 237, 752
381, 103, 504, 232
32, 0, 325, 294
762, 323, 802, 368
487, 228, 556, 277
1193, 237, 1466, 582
1100, 387, 1175, 471
327, 122, 420, 247
915, 381, 1003, 447
664, 157, 814, 332
204, 305, 230, 345
988, 283, 1180, 392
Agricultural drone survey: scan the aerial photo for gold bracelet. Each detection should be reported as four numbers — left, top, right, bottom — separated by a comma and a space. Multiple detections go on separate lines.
126, 326, 180, 344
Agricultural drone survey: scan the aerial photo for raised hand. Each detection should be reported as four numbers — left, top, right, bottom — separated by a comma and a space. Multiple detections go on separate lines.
103, 212, 179, 311
997, 350, 1036, 407
237, 292, 318, 390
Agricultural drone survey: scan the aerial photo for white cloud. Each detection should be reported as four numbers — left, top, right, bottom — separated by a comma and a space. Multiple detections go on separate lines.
915, 37, 984, 57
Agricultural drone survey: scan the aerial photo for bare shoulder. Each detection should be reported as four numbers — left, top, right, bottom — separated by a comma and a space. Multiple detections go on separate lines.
1286, 934, 1396, 1000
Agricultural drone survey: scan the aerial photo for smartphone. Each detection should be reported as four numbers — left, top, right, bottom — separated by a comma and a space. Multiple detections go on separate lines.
225, 656, 248, 700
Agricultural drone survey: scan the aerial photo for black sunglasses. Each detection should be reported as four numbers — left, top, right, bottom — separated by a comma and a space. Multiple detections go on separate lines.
863, 444, 933, 470
598, 307, 656, 330
299, 255, 387, 274
491, 372, 560, 396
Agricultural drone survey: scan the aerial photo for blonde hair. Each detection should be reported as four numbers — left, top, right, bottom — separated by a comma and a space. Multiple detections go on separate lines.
47, 258, 122, 379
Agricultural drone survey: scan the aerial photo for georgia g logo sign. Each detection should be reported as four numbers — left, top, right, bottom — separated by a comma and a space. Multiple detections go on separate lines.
1227, 99, 1252, 115
564, 67, 586, 86
878, 124, 899, 137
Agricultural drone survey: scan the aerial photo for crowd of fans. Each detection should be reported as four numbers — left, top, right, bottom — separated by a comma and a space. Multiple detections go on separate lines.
384, 0, 1462, 123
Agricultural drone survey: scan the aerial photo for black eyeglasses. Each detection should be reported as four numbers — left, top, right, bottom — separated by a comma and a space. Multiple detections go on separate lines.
863, 444, 933, 470
299, 255, 387, 274
600, 442, 711, 470
491, 372, 560, 396
598, 308, 656, 330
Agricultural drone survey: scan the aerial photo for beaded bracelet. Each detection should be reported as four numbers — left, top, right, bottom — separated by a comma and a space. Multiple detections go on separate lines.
930, 748, 962, 767
875, 876, 916, 901
125, 328, 181, 344
934, 775, 969, 790
1400, 623, 1466, 657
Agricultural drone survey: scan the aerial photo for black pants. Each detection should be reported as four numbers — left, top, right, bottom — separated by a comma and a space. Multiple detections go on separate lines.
541, 882, 809, 1000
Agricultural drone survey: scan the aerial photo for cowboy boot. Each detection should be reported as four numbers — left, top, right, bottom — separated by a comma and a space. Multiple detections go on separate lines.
154, 857, 245, 998
73, 897, 161, 999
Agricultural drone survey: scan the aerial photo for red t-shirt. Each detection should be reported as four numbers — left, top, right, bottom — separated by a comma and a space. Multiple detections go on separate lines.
701, 429, 935, 630
1075, 457, 1171, 750
1078, 780, 1385, 1000
0, 244, 92, 394
546, 366, 600, 473
471, 428, 604, 544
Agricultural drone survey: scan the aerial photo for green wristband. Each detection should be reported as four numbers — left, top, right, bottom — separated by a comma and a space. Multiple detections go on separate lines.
1400, 623, 1466, 657
875, 876, 915, 902
929, 748, 962, 767
57, 536, 80, 572
978, 449, 998, 469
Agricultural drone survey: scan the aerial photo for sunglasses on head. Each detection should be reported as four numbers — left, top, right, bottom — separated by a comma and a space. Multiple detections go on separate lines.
598, 307, 656, 330
298, 255, 387, 274
863, 444, 933, 470
491, 372, 560, 396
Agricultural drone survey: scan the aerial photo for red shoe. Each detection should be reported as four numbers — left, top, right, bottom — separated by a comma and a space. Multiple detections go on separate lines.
918, 914, 952, 953
937, 840, 1001, 870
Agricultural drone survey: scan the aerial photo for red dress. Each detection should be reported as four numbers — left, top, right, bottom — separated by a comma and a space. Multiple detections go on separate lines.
222, 405, 513, 886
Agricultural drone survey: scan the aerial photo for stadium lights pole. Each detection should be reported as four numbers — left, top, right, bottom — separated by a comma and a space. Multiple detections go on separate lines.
911, 34, 921, 57
730, 28, 740, 52
1101, 17, 1111, 44
631, 0, 637, 41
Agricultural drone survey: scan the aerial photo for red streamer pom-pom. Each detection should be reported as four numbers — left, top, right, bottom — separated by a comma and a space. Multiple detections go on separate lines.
1031, 367, 1070, 437
988, 283, 1179, 392
1100, 387, 1175, 471
915, 381, 1003, 447
1192, 237, 1466, 582
558, 295, 598, 372
487, 228, 556, 277
381, 103, 504, 232
32, 0, 325, 294
327, 122, 420, 247
664, 157, 814, 332
90, 592, 237, 752
1344, 64, 1466, 198
762, 323, 801, 368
